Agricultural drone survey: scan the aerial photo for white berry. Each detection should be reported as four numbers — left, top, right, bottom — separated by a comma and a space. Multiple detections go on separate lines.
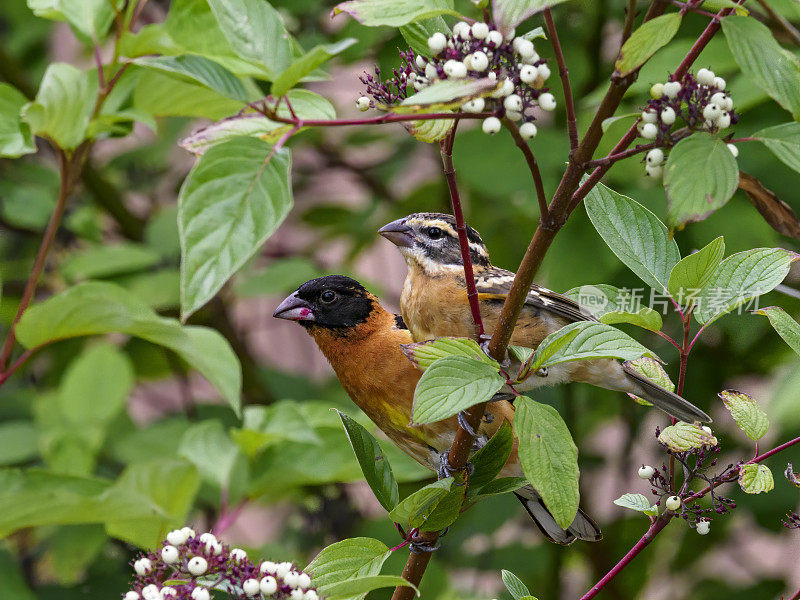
125, 593, 140, 600
721, 95, 734, 111
650, 83, 664, 99
261, 576, 278, 595
504, 27, 516, 41
161, 589, 177, 599
490, 78, 514, 98
486, 30, 503, 46
506, 110, 522, 121
298, 572, 312, 589
230, 548, 247, 562
243, 578, 261, 596
638, 465, 656, 479
539, 92, 557, 111
166, 529, 187, 546
702, 103, 721, 121
713, 76, 726, 90
180, 526, 196, 540
520, 64, 538, 84
482, 117, 502, 135
304, 592, 318, 600
285, 570, 301, 588
645, 164, 662, 178
199, 532, 216, 545
660, 106, 676, 125
641, 109, 658, 124
415, 55, 426, 70
443, 60, 467, 78
646, 149, 664, 166
471, 22, 489, 39
462, 98, 485, 113
537, 64, 551, 81
469, 51, 489, 72
276, 562, 293, 578
191, 589, 210, 600
665, 495, 682, 511
161, 545, 180, 564
513, 38, 535, 59
187, 557, 208, 576
727, 143, 739, 158
696, 519, 711, 535
709, 92, 726, 106
504, 94, 523, 112
356, 96, 370, 111
519, 122, 538, 139
453, 21, 471, 39
134, 558, 152, 576
290, 590, 304, 600
427, 32, 447, 55
663, 81, 681, 99
640, 122, 658, 139
261, 560, 278, 574
697, 68, 715, 86
716, 112, 731, 129
142, 585, 160, 600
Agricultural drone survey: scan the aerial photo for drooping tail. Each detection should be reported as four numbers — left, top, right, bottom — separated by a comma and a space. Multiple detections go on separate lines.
514, 489, 602, 545
622, 363, 711, 423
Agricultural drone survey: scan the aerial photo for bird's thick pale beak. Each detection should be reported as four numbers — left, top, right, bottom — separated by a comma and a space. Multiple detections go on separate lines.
378, 218, 414, 248
273, 292, 315, 322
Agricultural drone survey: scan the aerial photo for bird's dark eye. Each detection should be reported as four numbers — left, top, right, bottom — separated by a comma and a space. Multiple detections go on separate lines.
320, 290, 337, 303
427, 227, 443, 240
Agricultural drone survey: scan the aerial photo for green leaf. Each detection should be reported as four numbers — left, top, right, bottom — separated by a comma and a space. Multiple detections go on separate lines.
0, 469, 155, 538
388, 478, 454, 529
0, 422, 39, 466
753, 123, 800, 175
400, 17, 450, 57
60, 242, 161, 282
305, 537, 392, 600
178, 136, 293, 320
492, 0, 573, 34
517, 321, 659, 381
701, 0, 748, 15
694, 248, 797, 325
616, 13, 682, 76
667, 236, 726, 304
131, 55, 250, 102
206, 0, 293, 79
756, 306, 800, 358
323, 576, 418, 599
133, 70, 243, 120
601, 112, 638, 132
180, 89, 335, 155
585, 181, 680, 293
738, 463, 774, 494
395, 78, 498, 112
23, 63, 96, 150
564, 284, 662, 331
501, 569, 532, 600
613, 493, 659, 517
16, 281, 242, 416
418, 481, 465, 531
178, 420, 246, 491
0, 84, 35, 157
336, 411, 399, 512
718, 390, 769, 441
722, 16, 800, 120
625, 357, 674, 406
468, 421, 514, 492
405, 116, 454, 143
411, 356, 505, 424
332, 0, 460, 27
106, 459, 200, 548
233, 402, 322, 457
401, 337, 499, 371
46, 524, 107, 586
272, 38, 357, 97
663, 134, 739, 229
28, 0, 116, 40
514, 397, 579, 529
658, 421, 717, 452
472, 476, 528, 497
234, 257, 325, 297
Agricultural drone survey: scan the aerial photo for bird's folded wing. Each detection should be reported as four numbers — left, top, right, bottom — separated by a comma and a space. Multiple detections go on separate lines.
475, 266, 597, 324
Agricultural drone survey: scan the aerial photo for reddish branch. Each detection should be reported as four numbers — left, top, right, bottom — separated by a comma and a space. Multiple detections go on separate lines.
544, 8, 578, 150
502, 119, 549, 220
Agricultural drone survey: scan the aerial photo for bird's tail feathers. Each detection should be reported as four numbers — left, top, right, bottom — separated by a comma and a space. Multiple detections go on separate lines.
622, 364, 711, 423
514, 489, 602, 545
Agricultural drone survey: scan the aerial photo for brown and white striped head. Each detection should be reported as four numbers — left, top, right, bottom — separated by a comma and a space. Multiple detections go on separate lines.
378, 213, 490, 274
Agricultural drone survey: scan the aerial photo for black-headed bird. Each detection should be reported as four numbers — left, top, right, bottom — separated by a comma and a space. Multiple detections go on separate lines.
378, 212, 710, 423
273, 275, 601, 544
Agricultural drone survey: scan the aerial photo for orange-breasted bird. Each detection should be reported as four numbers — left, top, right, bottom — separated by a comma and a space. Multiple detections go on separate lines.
273, 275, 601, 544
378, 212, 710, 424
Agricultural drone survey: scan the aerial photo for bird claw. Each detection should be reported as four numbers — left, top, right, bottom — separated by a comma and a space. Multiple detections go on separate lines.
409, 538, 441, 554
457, 411, 489, 449
478, 334, 510, 368
536, 366, 549, 378
437, 450, 474, 483
456, 411, 479, 437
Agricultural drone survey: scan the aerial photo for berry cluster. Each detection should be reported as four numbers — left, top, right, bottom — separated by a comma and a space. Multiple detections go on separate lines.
358, 21, 556, 140
639, 68, 739, 178
638, 426, 738, 534
124, 528, 318, 600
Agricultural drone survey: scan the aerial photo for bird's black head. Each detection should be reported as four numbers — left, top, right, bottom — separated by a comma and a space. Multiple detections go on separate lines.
378, 212, 489, 272
273, 275, 376, 329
